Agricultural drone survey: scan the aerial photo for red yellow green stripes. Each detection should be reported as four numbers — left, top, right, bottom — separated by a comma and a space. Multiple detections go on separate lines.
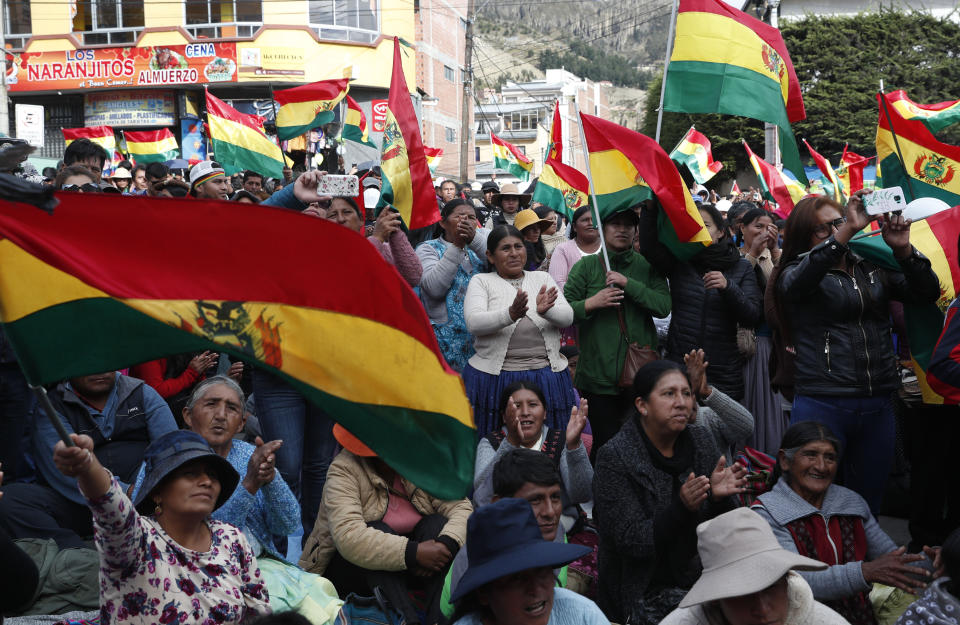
424, 146, 443, 173
0, 192, 475, 498
876, 92, 960, 206
580, 113, 711, 260
62, 125, 121, 175
803, 138, 844, 203
531, 158, 589, 220
670, 127, 722, 184
124, 129, 180, 164
886, 90, 960, 134
491, 133, 534, 181
376, 38, 439, 230
273, 79, 350, 141
744, 140, 805, 216
342, 95, 376, 148
838, 146, 870, 194
206, 91, 289, 179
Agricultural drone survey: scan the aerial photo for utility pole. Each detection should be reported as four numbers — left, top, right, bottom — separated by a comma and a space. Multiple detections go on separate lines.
763, 0, 781, 167
459, 0, 475, 182
0, 3, 9, 137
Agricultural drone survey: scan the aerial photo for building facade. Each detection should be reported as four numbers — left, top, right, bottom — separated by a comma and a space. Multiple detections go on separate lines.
3, 0, 418, 169
473, 69, 611, 183
414, 0, 472, 181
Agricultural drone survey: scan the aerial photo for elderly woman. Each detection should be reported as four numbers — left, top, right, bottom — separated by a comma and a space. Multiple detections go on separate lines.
660, 508, 847, 625
299, 425, 473, 625
54, 428, 270, 624
769, 194, 940, 513
448, 498, 603, 625
472, 380, 592, 513
752, 422, 941, 625
417, 198, 489, 372
132, 376, 341, 623
593, 361, 746, 625
463, 225, 576, 436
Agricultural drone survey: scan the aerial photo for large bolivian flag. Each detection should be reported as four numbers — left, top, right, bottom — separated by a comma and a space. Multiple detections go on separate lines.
124, 129, 180, 164
206, 91, 290, 179
886, 90, 960, 134
376, 37, 440, 230
0, 193, 475, 498
876, 92, 960, 206
580, 112, 711, 259
850, 206, 960, 404
663, 0, 808, 186
273, 79, 350, 141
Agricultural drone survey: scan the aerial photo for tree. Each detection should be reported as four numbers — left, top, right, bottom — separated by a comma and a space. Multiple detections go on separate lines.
643, 10, 960, 183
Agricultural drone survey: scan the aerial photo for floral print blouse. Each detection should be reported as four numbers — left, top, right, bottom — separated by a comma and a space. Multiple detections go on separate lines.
88, 478, 271, 624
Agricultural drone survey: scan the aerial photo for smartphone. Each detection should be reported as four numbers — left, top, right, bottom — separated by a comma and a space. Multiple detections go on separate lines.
864, 186, 908, 215
317, 174, 359, 197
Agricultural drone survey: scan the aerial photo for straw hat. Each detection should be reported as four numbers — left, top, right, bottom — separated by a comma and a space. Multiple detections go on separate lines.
678, 508, 827, 608
513, 208, 554, 233
492, 183, 531, 208
109, 167, 132, 179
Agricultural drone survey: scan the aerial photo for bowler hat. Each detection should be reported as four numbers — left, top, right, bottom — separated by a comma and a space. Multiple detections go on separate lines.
491, 183, 531, 208
133, 430, 239, 516
450, 498, 590, 603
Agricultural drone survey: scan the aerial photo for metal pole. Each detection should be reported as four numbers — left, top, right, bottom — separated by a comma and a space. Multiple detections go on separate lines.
878, 89, 917, 203
575, 108, 612, 272
763, 0, 781, 167
30, 385, 74, 447
460, 0, 475, 182
654, 0, 679, 144
0, 3, 9, 137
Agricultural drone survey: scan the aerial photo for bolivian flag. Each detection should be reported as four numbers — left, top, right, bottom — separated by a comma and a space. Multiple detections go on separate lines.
803, 139, 844, 203
744, 140, 805, 217
424, 147, 443, 173
63, 126, 121, 176
580, 112, 711, 260
206, 91, 290, 179
876, 92, 960, 206
532, 157, 590, 220
0, 193, 475, 498
274, 79, 350, 141
663, 0, 808, 186
341, 95, 376, 148
886, 90, 960, 134
851, 206, 960, 404
376, 38, 439, 230
491, 133, 533, 181
124, 129, 180, 164
837, 145, 870, 194
669, 126, 722, 184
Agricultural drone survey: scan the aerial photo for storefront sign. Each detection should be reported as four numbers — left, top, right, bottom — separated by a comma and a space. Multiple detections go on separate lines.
181, 119, 207, 165
237, 45, 306, 81
371, 99, 388, 132
15, 103, 44, 147
84, 90, 176, 127
7, 43, 237, 92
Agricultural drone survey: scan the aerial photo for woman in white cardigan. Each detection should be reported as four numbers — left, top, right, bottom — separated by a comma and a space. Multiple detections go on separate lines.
463, 225, 577, 438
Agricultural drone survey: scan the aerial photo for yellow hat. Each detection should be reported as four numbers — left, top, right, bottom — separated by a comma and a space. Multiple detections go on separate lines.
513, 208, 553, 233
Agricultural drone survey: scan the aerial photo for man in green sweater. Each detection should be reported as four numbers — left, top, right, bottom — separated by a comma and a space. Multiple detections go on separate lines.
564, 208, 671, 454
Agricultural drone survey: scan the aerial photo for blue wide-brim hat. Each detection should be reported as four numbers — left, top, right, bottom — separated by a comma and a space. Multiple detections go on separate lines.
449, 498, 591, 603
133, 430, 239, 516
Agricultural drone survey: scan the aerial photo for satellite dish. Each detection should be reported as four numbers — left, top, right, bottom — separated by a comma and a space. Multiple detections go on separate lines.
903, 196, 951, 221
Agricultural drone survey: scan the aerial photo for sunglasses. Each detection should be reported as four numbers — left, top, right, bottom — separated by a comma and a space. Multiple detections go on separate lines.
61, 183, 101, 193
814, 217, 846, 238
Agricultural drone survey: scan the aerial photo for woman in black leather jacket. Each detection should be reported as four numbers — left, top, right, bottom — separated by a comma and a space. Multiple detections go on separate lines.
769, 193, 940, 515
641, 202, 762, 400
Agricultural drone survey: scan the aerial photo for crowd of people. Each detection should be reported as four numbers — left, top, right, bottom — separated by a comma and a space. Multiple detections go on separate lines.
0, 136, 959, 625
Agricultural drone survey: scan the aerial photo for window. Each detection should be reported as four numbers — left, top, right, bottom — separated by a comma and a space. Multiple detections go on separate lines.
445, 127, 457, 143
185, 0, 262, 39
444, 65, 456, 82
309, 0, 380, 44
502, 109, 544, 131
3, 0, 31, 49
475, 147, 480, 162
476, 117, 499, 135
73, 0, 145, 44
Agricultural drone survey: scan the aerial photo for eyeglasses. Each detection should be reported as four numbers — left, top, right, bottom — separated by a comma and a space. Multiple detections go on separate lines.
814, 217, 845, 239
61, 183, 100, 193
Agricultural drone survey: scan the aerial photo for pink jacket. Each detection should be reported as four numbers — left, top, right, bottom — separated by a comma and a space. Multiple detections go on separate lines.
549, 238, 596, 291
367, 231, 423, 287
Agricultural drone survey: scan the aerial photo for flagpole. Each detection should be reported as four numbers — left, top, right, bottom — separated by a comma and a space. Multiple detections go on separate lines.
878, 89, 917, 203
655, 0, 679, 144
575, 110, 612, 273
